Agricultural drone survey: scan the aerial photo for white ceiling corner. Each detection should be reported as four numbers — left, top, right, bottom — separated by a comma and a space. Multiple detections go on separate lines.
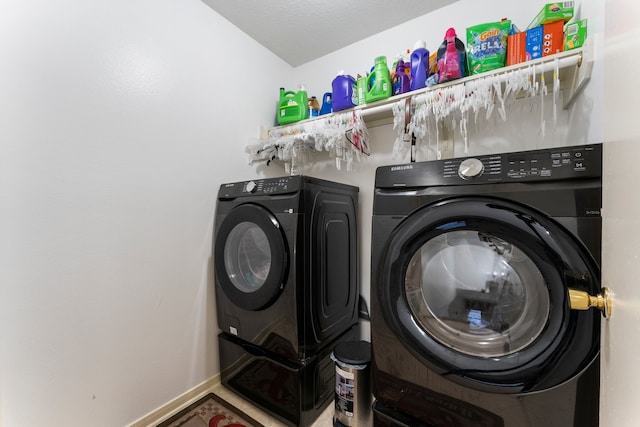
201, 0, 458, 67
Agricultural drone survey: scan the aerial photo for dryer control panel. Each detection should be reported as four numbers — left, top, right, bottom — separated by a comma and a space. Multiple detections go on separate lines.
218, 176, 300, 199
375, 144, 602, 188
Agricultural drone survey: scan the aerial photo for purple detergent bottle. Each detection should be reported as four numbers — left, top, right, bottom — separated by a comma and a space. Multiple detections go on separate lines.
332, 73, 357, 111
410, 40, 429, 91
392, 59, 410, 95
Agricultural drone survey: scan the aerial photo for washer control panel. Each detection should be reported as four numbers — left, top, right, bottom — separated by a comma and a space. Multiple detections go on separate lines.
442, 145, 600, 183
375, 144, 602, 188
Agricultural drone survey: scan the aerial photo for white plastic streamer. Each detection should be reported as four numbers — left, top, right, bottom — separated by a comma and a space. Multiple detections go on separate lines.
246, 110, 369, 174
391, 100, 408, 160
461, 110, 469, 155
390, 62, 566, 162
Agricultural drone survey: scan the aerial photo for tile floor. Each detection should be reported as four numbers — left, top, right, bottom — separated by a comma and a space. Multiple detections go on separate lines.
211, 382, 335, 427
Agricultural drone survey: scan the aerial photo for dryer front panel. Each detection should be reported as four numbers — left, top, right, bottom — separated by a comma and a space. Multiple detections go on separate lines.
376, 196, 600, 394
215, 203, 289, 311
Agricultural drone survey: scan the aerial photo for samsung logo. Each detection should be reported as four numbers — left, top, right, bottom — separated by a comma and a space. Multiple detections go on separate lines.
390, 165, 414, 171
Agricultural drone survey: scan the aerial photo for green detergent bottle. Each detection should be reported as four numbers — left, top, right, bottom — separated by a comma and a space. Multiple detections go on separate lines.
277, 86, 309, 125
364, 56, 392, 104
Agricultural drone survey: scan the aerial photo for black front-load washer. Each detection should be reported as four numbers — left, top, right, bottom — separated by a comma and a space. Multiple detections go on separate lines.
371, 144, 602, 426
214, 175, 359, 359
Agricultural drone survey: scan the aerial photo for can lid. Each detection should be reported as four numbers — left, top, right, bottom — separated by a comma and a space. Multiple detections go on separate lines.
333, 340, 371, 365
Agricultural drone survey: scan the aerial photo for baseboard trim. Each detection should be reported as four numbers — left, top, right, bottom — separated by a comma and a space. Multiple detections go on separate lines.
128, 374, 220, 427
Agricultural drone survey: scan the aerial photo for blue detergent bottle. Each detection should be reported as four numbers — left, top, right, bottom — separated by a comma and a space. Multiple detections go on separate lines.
320, 92, 332, 115
410, 40, 429, 91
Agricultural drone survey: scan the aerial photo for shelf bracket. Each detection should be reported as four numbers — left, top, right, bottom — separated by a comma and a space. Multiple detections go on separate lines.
563, 38, 594, 109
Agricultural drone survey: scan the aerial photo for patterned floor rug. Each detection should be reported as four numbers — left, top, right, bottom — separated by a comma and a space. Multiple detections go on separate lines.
156, 393, 265, 427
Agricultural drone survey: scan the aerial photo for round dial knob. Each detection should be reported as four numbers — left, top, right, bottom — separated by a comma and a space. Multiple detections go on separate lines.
246, 181, 257, 193
458, 158, 484, 179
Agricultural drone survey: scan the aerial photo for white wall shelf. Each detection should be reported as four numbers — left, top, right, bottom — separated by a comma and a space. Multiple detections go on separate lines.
247, 41, 593, 173
357, 42, 593, 127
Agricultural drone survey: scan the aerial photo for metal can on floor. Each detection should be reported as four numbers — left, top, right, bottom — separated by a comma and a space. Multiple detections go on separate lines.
332, 340, 372, 427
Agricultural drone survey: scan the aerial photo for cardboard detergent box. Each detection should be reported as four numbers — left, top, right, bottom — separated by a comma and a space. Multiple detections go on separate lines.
507, 20, 564, 65
528, 2, 575, 29
545, 20, 565, 55
565, 19, 588, 50
507, 31, 527, 65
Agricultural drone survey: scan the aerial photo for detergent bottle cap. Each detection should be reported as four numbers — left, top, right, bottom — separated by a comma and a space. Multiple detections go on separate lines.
413, 40, 427, 50
396, 49, 410, 63
445, 28, 457, 39
375, 56, 387, 65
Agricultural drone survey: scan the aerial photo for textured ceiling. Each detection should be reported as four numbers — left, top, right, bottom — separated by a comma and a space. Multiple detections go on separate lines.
201, 0, 457, 67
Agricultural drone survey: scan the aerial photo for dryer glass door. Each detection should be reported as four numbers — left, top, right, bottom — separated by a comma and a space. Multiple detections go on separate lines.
215, 204, 288, 311
224, 221, 272, 292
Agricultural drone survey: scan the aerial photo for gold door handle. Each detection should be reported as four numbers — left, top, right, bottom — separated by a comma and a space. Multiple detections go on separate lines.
569, 287, 612, 318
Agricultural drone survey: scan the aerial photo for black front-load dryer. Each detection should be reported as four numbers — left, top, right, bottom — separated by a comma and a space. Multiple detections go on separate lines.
214, 175, 359, 359
371, 144, 602, 426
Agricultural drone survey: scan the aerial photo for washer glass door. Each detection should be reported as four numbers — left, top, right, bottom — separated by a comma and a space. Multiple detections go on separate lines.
405, 229, 550, 358
377, 196, 601, 393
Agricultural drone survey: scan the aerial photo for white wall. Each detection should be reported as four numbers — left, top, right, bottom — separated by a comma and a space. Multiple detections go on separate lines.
0, 1, 291, 425
601, 0, 640, 425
